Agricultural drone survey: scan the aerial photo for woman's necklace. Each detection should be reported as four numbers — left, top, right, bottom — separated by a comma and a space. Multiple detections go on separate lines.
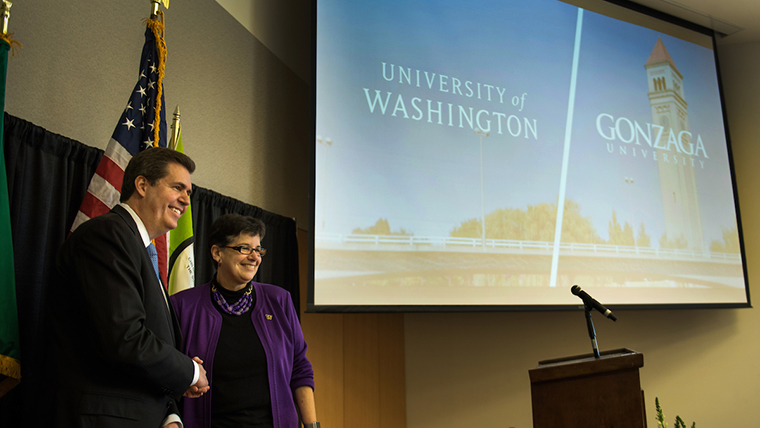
212, 280, 253, 315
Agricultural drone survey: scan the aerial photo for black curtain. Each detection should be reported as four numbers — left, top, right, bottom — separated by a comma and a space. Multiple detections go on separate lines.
0, 113, 103, 425
0, 113, 300, 424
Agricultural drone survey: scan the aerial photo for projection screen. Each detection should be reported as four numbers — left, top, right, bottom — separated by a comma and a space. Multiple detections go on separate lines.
310, 0, 750, 311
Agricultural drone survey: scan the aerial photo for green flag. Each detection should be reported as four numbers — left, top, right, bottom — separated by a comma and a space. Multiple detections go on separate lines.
168, 124, 195, 295
0, 38, 21, 397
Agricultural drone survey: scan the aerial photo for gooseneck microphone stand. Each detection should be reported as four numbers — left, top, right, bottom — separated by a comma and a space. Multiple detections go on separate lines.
584, 302, 601, 359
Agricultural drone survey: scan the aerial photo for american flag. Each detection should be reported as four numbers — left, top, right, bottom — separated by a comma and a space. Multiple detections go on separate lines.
70, 25, 169, 277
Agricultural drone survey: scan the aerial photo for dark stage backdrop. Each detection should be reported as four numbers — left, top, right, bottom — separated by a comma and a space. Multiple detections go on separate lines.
0, 113, 300, 424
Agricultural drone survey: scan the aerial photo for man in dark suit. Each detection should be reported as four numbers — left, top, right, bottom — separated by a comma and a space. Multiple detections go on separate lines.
53, 147, 209, 428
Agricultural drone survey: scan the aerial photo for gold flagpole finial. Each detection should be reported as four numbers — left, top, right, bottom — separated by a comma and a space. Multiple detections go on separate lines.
169, 105, 181, 150
2, 1, 12, 35
150, 0, 170, 19
150, 0, 160, 19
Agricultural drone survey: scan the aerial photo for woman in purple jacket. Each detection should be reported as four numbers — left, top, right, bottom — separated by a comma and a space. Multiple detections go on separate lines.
171, 214, 318, 428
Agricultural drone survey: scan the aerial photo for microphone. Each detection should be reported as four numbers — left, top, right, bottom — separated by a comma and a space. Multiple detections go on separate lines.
571, 285, 617, 321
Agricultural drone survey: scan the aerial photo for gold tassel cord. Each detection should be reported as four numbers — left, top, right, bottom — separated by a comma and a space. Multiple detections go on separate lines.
0, 32, 21, 57
0, 354, 20, 379
145, 10, 167, 147
0, 354, 20, 398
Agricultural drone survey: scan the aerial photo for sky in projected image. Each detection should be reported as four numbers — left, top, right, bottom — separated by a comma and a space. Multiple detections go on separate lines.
316, 0, 736, 248
317, 0, 578, 237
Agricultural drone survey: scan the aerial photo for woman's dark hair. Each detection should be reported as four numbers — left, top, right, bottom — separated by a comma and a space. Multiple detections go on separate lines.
208, 213, 266, 254
120, 147, 196, 202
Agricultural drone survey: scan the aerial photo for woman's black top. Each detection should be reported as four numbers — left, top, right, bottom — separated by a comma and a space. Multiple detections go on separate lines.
210, 281, 273, 428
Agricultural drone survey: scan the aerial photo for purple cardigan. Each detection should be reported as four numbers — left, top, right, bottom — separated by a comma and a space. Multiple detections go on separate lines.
170, 281, 314, 428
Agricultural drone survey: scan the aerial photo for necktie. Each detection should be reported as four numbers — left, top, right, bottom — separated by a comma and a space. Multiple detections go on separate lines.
147, 242, 170, 310
147, 242, 161, 283
147, 242, 172, 340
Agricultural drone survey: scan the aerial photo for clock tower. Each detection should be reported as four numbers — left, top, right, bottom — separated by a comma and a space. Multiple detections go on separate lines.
645, 38, 704, 251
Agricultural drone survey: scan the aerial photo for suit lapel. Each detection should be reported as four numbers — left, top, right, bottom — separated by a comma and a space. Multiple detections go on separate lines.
112, 205, 179, 347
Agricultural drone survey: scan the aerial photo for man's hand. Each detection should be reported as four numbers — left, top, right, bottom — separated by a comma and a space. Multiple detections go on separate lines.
184, 385, 205, 398
184, 356, 210, 398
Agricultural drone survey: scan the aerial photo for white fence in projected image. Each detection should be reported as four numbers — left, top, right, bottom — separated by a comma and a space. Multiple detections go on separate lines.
315, 233, 741, 263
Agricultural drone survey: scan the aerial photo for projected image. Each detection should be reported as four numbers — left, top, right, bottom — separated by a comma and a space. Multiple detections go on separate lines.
314, 0, 747, 309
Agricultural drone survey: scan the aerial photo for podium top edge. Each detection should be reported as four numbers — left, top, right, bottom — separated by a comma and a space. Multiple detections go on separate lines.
529, 348, 643, 383
537, 348, 640, 367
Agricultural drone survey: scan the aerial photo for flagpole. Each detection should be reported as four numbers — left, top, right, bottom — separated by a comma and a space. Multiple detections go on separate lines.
169, 105, 181, 150
2, 1, 11, 35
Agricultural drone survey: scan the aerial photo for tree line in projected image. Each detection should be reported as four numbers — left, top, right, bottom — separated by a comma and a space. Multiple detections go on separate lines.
353, 218, 412, 236
352, 199, 740, 253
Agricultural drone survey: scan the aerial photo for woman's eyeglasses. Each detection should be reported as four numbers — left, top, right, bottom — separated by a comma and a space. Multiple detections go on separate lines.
224, 245, 267, 257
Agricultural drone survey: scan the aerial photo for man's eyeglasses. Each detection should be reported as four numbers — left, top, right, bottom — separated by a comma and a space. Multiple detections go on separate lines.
224, 246, 267, 257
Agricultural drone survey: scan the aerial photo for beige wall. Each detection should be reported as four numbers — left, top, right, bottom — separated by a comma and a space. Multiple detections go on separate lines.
215, 0, 311, 84
405, 39, 760, 427
6, 0, 312, 230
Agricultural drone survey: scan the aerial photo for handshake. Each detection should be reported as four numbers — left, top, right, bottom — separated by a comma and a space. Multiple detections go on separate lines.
184, 356, 210, 398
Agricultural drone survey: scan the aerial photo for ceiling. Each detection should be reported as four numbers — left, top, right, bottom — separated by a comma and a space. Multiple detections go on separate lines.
630, 0, 760, 44
217, 0, 758, 84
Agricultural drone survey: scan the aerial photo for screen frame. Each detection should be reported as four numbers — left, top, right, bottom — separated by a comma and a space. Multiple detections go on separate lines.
307, 0, 752, 313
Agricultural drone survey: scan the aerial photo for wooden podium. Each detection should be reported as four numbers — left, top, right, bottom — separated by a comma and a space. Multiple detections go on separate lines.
529, 348, 646, 428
